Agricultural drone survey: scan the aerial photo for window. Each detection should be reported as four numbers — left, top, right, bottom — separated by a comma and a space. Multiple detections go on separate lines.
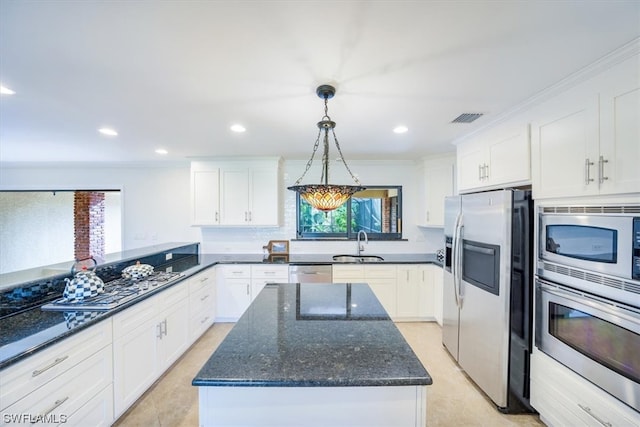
295, 186, 402, 240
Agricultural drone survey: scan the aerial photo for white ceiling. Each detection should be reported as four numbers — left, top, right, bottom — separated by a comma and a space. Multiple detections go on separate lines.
1, 1, 639, 164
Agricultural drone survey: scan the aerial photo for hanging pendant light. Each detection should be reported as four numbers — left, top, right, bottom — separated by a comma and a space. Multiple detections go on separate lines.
288, 84, 365, 212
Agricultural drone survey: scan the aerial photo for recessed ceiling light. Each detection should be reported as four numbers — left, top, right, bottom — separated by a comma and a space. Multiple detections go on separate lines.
98, 127, 118, 136
393, 126, 408, 134
230, 124, 246, 133
155, 148, 168, 155
0, 85, 16, 95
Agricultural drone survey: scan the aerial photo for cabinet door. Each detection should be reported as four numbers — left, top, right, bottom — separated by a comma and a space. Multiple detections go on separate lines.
216, 278, 251, 321
249, 167, 280, 226
429, 265, 444, 326
220, 168, 249, 225
113, 322, 159, 417
486, 124, 530, 186
531, 85, 600, 199
599, 57, 640, 195
191, 168, 220, 225
457, 144, 486, 192
423, 160, 454, 227
366, 278, 397, 318
396, 266, 420, 319
158, 297, 190, 370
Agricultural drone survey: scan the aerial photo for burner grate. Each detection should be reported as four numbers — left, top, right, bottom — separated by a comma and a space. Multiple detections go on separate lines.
41, 271, 183, 311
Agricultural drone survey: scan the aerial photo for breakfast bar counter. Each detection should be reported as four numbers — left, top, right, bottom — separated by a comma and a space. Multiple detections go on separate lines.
193, 282, 432, 426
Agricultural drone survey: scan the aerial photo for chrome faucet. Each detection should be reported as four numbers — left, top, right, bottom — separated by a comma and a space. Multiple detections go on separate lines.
356, 230, 368, 256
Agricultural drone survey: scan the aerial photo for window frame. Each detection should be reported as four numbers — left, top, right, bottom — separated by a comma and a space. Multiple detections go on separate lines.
294, 185, 403, 240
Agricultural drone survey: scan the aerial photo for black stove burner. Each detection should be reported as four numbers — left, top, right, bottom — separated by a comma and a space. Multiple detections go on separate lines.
41, 271, 183, 311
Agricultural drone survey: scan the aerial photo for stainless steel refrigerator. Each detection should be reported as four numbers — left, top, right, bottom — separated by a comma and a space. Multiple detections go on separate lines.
442, 189, 534, 413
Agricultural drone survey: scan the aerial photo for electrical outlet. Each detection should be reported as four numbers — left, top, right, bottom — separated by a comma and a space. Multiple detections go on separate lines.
165, 253, 173, 261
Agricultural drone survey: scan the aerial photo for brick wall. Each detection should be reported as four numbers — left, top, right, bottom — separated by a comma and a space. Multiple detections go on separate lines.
74, 192, 105, 261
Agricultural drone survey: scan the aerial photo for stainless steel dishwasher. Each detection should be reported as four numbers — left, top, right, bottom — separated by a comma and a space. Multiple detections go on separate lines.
289, 264, 333, 283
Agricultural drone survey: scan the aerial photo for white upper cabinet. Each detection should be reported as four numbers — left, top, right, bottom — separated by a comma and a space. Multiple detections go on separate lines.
532, 54, 640, 199
598, 56, 640, 195
191, 164, 220, 225
191, 158, 282, 227
456, 122, 531, 193
420, 154, 456, 227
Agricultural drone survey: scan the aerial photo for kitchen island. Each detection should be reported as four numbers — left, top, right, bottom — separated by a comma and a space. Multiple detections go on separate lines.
193, 282, 432, 427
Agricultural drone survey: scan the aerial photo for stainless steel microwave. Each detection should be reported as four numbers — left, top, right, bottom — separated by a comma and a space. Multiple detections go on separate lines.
538, 205, 640, 306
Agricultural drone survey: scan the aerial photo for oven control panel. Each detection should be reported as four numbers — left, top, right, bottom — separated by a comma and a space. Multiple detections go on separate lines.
634, 218, 640, 280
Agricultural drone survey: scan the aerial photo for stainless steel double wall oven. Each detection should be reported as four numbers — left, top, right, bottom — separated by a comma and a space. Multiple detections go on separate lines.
536, 205, 640, 410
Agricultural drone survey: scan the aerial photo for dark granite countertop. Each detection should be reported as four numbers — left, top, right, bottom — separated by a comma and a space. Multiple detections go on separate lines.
193, 283, 432, 387
0, 253, 212, 369
1, 250, 440, 370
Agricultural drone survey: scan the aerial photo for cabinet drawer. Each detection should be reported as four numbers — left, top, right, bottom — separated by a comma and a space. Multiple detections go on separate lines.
364, 265, 397, 278
219, 265, 251, 278
189, 269, 214, 294
65, 383, 114, 427
251, 265, 288, 279
0, 319, 112, 411
3, 344, 113, 426
332, 264, 365, 279
112, 295, 157, 339
157, 281, 189, 309
190, 310, 214, 342
531, 351, 639, 426
190, 285, 215, 315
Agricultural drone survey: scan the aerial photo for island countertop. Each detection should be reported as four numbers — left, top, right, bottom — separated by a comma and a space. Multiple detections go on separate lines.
193, 282, 432, 388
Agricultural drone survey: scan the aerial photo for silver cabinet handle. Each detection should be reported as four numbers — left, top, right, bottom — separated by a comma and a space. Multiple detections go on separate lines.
215, 212, 219, 222
478, 164, 482, 180
32, 397, 69, 423
244, 212, 248, 221
598, 156, 609, 184
484, 164, 489, 180
32, 356, 69, 377
578, 404, 612, 427
246, 284, 250, 295
162, 319, 168, 337
200, 294, 209, 301
248, 211, 252, 221
426, 211, 430, 222
157, 323, 163, 339
584, 158, 594, 184
199, 276, 209, 282
200, 316, 210, 324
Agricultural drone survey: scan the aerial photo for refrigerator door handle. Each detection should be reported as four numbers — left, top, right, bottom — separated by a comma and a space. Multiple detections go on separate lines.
453, 213, 464, 307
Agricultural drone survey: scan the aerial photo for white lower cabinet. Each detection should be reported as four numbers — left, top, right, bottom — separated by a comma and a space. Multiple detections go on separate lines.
530, 350, 640, 427
216, 264, 288, 321
189, 268, 216, 343
250, 264, 289, 299
397, 264, 440, 321
333, 263, 443, 321
0, 320, 113, 426
430, 265, 443, 326
112, 281, 189, 418
396, 266, 421, 319
333, 264, 398, 319
3, 346, 113, 427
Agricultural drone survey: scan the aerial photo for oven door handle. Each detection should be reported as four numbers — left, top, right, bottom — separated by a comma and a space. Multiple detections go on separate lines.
538, 281, 640, 324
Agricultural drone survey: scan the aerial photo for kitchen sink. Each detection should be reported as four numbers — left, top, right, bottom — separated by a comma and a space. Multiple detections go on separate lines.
332, 254, 385, 263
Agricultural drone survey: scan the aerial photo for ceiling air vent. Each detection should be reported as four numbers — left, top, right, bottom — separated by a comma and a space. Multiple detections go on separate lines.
451, 113, 483, 123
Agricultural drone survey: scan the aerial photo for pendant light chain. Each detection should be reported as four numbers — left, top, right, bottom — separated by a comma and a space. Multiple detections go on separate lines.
331, 127, 361, 185
287, 84, 365, 212
293, 127, 323, 185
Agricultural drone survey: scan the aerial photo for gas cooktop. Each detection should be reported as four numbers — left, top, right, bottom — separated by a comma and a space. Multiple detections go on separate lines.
41, 271, 183, 311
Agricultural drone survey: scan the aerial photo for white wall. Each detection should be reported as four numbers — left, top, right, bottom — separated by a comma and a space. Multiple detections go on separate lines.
0, 160, 445, 257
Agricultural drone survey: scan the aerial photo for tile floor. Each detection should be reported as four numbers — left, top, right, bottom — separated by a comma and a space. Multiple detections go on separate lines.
114, 322, 545, 426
